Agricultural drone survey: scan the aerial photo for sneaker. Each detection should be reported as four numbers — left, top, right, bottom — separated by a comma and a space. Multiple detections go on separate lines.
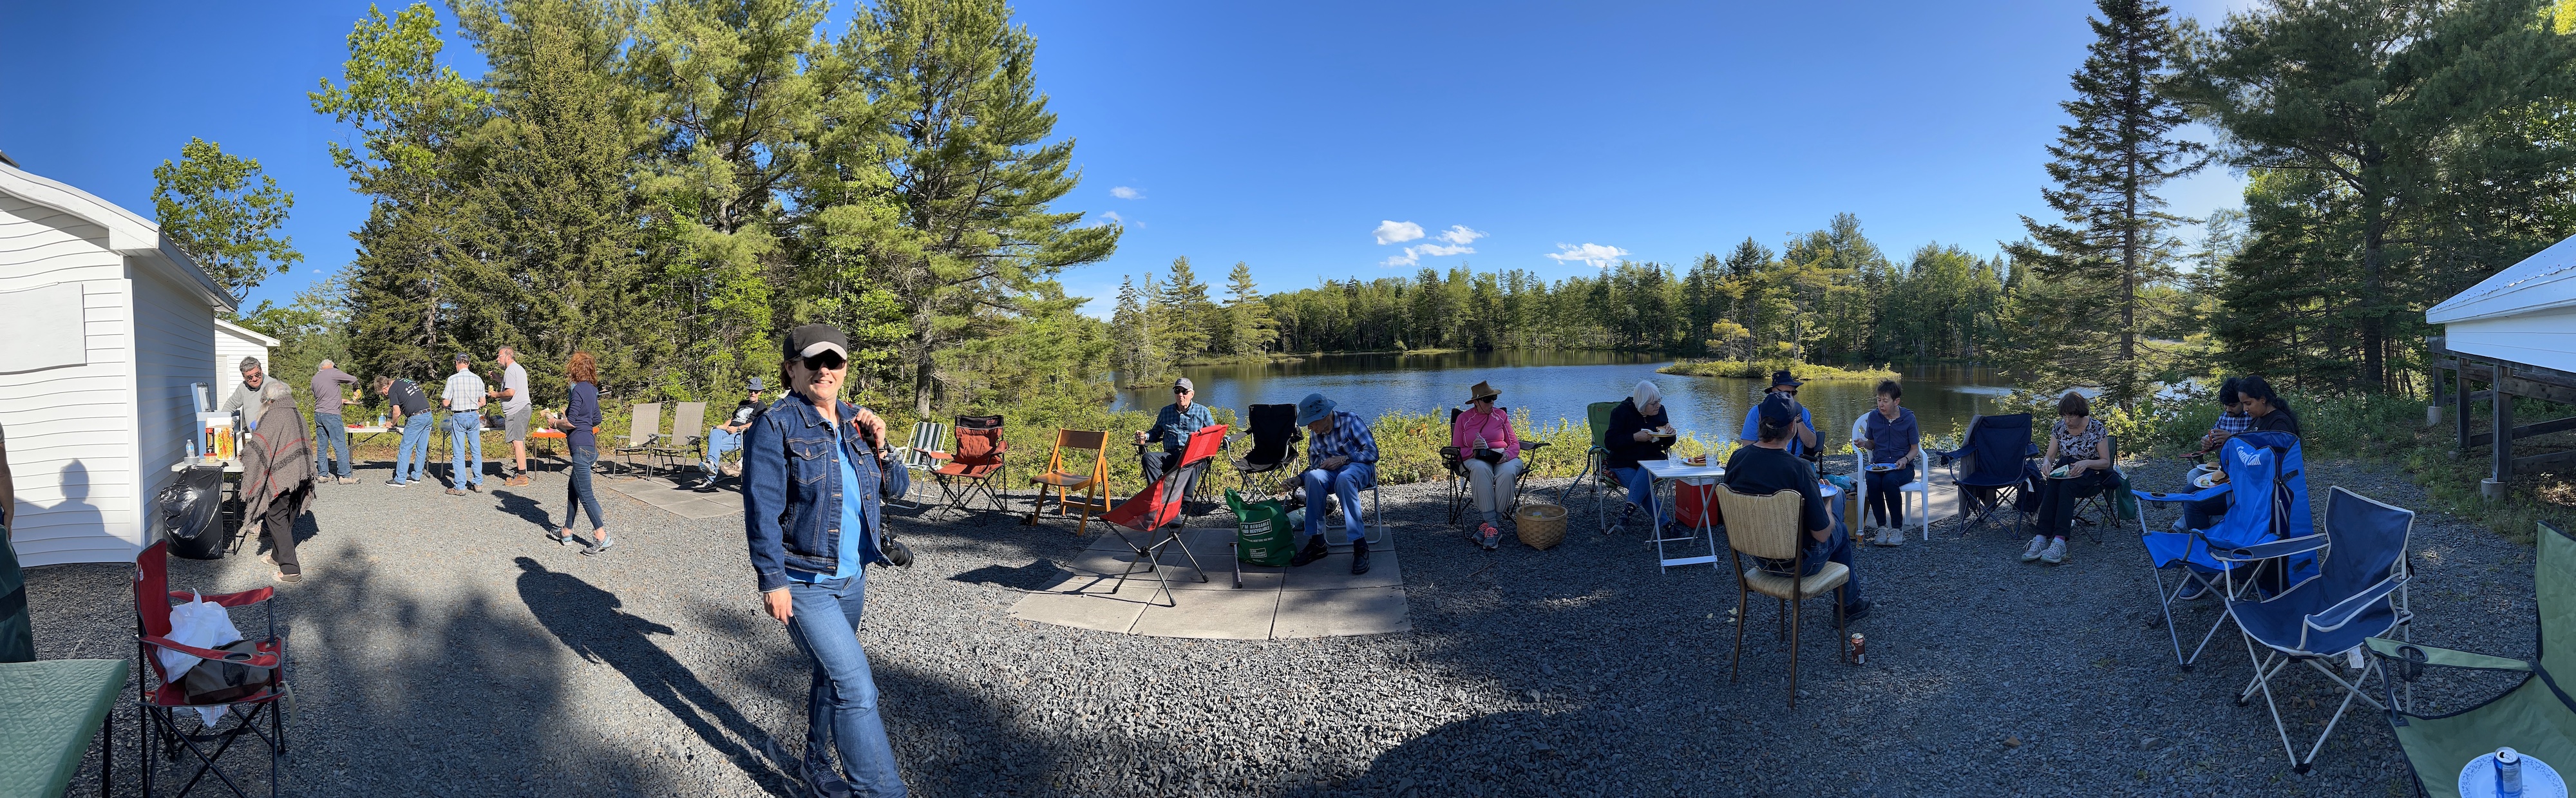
583, 537, 615, 556
2175, 580, 2211, 601
272, 570, 302, 584
2040, 537, 2069, 564
720, 463, 743, 477
506, 474, 531, 487
384, 479, 408, 488
1477, 522, 1502, 550
1350, 538, 1371, 575
799, 759, 855, 798
1841, 600, 1872, 623
2020, 535, 2047, 562
547, 529, 578, 547
1876, 526, 1904, 547
1288, 535, 1330, 567
468, 482, 484, 493
338, 476, 358, 484
445, 487, 468, 497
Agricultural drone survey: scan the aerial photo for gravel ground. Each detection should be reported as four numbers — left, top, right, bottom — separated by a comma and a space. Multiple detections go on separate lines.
21, 453, 2544, 797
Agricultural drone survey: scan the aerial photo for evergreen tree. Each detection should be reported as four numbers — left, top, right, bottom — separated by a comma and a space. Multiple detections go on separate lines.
1155, 256, 1213, 361
1222, 261, 1276, 356
2007, 0, 2205, 404
150, 138, 303, 307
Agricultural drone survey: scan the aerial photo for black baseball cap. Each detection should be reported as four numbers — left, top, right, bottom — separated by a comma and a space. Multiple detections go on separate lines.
1758, 394, 1797, 426
784, 323, 850, 362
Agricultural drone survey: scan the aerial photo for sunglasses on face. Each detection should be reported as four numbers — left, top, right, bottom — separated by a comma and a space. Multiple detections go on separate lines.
1175, 388, 1191, 394
802, 352, 847, 372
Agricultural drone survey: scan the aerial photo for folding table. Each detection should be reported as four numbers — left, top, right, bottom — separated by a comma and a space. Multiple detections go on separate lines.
1640, 458, 1727, 571
0, 658, 129, 798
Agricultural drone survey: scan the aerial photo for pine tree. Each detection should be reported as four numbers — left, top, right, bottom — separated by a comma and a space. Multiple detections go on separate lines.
1111, 275, 1152, 377
1153, 257, 1213, 363
1222, 261, 1276, 356
2007, 0, 2205, 403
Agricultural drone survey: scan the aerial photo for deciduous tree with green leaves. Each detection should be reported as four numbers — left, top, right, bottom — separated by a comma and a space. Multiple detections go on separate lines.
151, 138, 303, 307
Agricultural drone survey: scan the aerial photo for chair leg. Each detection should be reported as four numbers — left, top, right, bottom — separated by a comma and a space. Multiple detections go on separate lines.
1835, 585, 1848, 663
1776, 596, 1787, 641
1788, 593, 1803, 709
1730, 585, 1750, 684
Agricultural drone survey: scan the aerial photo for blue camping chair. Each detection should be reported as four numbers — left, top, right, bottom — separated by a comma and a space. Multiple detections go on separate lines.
2131, 430, 2320, 668
2217, 486, 2412, 774
1936, 413, 2038, 536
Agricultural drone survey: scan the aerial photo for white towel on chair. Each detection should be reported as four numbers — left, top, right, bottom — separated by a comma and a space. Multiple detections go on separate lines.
160, 592, 245, 724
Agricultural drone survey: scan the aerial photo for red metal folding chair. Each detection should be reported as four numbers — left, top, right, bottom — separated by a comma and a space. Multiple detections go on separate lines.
133, 540, 289, 798
934, 415, 1010, 515
1099, 424, 1227, 607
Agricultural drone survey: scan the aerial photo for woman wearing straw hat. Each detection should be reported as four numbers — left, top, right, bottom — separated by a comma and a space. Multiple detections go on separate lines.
1452, 381, 1524, 549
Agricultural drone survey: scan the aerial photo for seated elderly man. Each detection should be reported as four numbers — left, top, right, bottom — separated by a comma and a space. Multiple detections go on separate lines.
1726, 395, 1870, 622
1288, 392, 1378, 575
1135, 377, 1213, 488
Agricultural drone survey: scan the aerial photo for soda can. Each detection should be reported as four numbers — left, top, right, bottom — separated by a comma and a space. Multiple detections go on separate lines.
1850, 633, 1866, 665
2497, 746, 2523, 797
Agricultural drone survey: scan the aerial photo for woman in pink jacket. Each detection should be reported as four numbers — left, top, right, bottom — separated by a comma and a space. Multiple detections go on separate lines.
1452, 381, 1524, 549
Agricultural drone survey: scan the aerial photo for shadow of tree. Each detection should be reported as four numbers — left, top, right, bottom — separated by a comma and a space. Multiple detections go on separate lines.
946, 560, 1070, 591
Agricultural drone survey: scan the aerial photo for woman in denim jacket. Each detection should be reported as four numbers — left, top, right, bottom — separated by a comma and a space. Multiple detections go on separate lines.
744, 323, 909, 798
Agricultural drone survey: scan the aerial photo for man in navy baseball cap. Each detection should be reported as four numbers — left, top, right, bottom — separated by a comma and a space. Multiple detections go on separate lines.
1725, 393, 1870, 622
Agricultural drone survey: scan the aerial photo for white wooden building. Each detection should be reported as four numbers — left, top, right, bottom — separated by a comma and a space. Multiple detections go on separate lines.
2427, 233, 2576, 496
215, 317, 278, 392
0, 162, 234, 567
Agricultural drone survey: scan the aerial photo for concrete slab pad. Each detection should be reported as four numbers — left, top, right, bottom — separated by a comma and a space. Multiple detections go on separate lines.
1130, 588, 1279, 640
1272, 587, 1410, 638
1279, 549, 1402, 591
661, 498, 739, 520
1007, 584, 1148, 634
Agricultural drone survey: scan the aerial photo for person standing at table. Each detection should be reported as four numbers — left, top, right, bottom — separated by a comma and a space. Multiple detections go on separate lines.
1135, 377, 1213, 488
220, 357, 266, 414
310, 359, 359, 485
440, 353, 489, 495
1727, 394, 1869, 622
550, 352, 612, 554
1289, 392, 1379, 575
241, 379, 316, 584
744, 323, 909, 798
376, 374, 437, 486
1605, 379, 1678, 534
1853, 379, 1918, 547
490, 346, 533, 487
1737, 370, 1819, 459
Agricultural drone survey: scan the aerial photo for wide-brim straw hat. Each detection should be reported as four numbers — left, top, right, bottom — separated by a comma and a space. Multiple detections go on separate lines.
1468, 381, 1501, 404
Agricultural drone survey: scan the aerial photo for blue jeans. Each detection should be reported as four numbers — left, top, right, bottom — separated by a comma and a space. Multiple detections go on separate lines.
1610, 466, 1665, 527
312, 412, 351, 478
1301, 462, 1375, 544
395, 413, 437, 482
449, 410, 485, 487
1795, 522, 1866, 611
703, 427, 744, 471
565, 446, 604, 531
786, 572, 907, 797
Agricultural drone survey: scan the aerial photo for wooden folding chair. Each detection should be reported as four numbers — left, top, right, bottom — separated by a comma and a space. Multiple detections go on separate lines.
1022, 429, 1111, 536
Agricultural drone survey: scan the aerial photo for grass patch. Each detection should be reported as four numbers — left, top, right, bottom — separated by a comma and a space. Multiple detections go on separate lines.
1657, 358, 1897, 382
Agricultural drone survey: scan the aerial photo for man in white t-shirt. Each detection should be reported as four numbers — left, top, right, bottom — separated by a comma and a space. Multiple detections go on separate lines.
488, 346, 533, 486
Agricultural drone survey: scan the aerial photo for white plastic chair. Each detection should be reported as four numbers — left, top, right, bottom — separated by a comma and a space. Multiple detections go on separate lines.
1854, 444, 1933, 541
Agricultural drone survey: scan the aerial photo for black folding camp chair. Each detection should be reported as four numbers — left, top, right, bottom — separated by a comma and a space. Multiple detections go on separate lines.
1227, 404, 1302, 504
1937, 413, 2038, 536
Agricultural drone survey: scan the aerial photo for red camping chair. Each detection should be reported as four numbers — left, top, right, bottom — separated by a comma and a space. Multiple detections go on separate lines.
133, 540, 288, 798
934, 415, 1010, 515
1099, 424, 1227, 607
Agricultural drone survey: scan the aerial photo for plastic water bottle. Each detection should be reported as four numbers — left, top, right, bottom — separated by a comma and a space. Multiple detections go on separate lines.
2497, 747, 2524, 798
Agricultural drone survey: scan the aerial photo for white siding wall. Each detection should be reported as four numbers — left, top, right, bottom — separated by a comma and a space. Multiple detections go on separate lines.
0, 194, 142, 566
133, 265, 218, 557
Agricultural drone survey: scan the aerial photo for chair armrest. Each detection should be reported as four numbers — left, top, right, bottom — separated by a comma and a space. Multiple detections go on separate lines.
169, 587, 274, 608
142, 635, 280, 668
922, 450, 952, 461
1437, 446, 1463, 463
2307, 574, 2405, 633
2131, 482, 2230, 505
2365, 636, 2529, 672
1522, 441, 1550, 451
2214, 533, 2330, 562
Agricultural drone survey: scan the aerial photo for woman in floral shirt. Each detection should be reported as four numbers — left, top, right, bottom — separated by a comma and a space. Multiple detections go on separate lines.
2024, 391, 2112, 565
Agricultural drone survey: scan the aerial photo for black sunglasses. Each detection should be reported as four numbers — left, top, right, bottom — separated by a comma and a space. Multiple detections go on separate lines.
802, 352, 847, 371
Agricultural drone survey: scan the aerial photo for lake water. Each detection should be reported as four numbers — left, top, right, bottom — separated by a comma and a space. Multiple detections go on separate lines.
1114, 351, 2017, 446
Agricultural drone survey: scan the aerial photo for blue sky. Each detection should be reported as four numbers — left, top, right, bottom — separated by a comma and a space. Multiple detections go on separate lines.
1, 0, 2251, 317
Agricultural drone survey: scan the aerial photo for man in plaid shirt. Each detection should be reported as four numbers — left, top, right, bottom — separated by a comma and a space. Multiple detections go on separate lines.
440, 353, 490, 495
1290, 392, 1378, 575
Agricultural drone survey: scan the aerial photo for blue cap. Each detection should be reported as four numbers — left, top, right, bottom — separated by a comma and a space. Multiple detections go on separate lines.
1758, 394, 1797, 426
746, 375, 764, 391
1295, 393, 1335, 426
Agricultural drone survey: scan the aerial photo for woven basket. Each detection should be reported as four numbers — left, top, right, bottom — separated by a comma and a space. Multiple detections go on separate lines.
1515, 504, 1568, 550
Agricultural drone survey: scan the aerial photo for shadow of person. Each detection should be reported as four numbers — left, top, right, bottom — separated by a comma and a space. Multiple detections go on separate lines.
513, 556, 800, 797
491, 489, 556, 531
41, 461, 107, 543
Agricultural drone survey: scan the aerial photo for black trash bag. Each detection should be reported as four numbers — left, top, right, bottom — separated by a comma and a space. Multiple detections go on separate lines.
160, 466, 229, 560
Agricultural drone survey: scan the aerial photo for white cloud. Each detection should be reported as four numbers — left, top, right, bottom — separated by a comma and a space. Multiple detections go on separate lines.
1435, 225, 1486, 246
1379, 250, 1419, 268
1413, 242, 1474, 257
1110, 186, 1143, 200
1102, 211, 1126, 225
1373, 220, 1425, 245
1546, 242, 1629, 269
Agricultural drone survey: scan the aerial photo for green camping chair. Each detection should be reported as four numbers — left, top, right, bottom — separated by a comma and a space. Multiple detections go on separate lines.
2367, 521, 2576, 796
1556, 401, 1631, 535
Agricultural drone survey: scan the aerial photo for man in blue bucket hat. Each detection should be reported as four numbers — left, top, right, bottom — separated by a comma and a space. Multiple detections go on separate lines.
1291, 392, 1378, 575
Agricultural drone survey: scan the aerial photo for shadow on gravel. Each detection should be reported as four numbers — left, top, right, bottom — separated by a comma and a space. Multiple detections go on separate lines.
515, 557, 802, 797
491, 489, 558, 531
947, 560, 1072, 591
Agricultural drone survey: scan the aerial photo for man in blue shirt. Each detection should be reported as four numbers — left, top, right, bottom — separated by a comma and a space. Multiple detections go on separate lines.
1133, 377, 1213, 488
744, 323, 911, 798
1738, 370, 1819, 459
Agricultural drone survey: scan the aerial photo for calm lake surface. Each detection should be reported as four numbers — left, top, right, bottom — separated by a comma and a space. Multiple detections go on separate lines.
1114, 351, 2016, 446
